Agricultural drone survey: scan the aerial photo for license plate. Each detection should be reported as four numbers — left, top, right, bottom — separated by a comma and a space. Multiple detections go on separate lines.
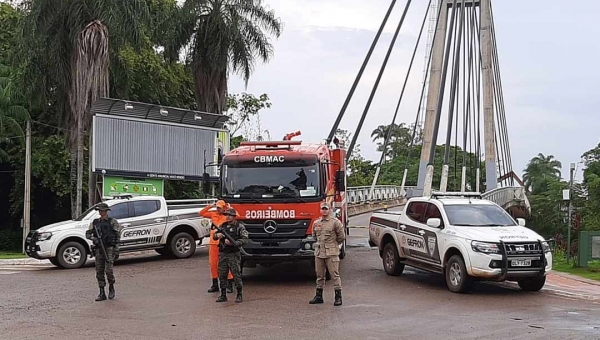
511, 259, 531, 267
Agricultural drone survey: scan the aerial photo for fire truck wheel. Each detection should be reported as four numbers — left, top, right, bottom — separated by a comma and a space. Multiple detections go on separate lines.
339, 240, 347, 260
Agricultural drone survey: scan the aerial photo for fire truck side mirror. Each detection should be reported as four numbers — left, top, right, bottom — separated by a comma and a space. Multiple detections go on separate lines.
202, 173, 210, 194
335, 170, 345, 192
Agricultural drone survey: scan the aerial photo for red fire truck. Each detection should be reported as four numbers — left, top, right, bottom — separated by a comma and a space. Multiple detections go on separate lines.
206, 132, 348, 272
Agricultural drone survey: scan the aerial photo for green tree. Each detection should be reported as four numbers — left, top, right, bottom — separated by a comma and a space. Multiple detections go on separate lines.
0, 65, 30, 162
169, 0, 282, 113
522, 153, 562, 194
0, 3, 21, 65
20, 0, 150, 217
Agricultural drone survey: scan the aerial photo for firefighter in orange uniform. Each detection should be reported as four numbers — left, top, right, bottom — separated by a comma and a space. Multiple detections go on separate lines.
199, 200, 234, 293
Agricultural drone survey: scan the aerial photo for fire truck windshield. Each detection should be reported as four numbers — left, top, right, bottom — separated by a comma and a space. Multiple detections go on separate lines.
221, 160, 321, 200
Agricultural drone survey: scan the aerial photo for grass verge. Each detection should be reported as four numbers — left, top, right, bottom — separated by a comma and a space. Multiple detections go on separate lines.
0, 251, 28, 259
553, 250, 600, 281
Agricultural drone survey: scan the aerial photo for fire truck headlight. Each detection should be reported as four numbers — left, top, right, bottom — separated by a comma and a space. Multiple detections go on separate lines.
304, 243, 311, 250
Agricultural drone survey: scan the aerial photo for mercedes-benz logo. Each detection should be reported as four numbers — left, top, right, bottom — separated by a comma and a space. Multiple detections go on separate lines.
264, 220, 278, 234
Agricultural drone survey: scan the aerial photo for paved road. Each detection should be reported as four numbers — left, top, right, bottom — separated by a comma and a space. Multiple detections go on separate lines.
2, 211, 600, 340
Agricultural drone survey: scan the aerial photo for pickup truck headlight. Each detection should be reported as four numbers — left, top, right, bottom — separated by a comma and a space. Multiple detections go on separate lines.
471, 241, 500, 254
37, 232, 52, 241
541, 241, 551, 253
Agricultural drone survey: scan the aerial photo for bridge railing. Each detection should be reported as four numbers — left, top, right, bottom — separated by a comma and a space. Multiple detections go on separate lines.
346, 185, 416, 204
481, 186, 530, 213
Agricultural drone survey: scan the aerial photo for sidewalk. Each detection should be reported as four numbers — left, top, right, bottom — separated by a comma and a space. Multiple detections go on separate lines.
544, 271, 600, 301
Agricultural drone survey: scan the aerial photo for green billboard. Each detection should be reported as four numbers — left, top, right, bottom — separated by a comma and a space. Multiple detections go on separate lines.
103, 176, 164, 197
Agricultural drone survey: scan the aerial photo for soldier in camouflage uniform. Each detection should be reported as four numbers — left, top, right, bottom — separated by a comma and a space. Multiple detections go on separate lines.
85, 203, 122, 302
213, 208, 248, 303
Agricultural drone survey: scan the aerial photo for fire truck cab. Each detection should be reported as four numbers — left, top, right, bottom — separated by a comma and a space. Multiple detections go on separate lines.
211, 133, 348, 272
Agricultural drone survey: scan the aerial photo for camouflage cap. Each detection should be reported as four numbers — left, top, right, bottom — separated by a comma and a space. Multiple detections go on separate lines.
95, 203, 111, 211
320, 202, 330, 209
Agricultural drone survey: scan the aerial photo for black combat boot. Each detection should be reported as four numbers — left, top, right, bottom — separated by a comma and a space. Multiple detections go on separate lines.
95, 287, 107, 302
334, 289, 342, 306
216, 288, 227, 302
309, 288, 324, 304
108, 284, 115, 299
207, 279, 219, 293
227, 279, 234, 293
235, 287, 243, 303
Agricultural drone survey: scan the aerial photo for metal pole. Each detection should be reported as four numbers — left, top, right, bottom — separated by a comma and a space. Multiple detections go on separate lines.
22, 120, 31, 254
567, 162, 575, 264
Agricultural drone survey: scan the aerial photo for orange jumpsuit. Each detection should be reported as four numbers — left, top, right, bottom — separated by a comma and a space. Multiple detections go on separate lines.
199, 206, 233, 280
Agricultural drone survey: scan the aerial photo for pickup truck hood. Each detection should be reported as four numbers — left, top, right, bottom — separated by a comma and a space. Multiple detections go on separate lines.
37, 220, 89, 233
450, 225, 544, 243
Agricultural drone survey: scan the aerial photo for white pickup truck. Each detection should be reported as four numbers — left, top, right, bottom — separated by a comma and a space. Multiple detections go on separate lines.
25, 195, 216, 269
368, 192, 552, 293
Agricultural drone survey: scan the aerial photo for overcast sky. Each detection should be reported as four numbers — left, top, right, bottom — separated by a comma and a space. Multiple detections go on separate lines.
229, 0, 599, 182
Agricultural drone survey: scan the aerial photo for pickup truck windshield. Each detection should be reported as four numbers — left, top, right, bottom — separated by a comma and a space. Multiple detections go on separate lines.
221, 160, 321, 199
74, 204, 100, 221
444, 204, 517, 227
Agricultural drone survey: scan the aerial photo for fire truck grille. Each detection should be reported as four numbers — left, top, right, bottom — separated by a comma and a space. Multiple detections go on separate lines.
241, 219, 311, 239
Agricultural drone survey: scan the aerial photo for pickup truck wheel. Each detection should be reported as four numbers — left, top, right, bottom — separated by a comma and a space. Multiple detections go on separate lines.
382, 243, 404, 276
56, 242, 87, 269
445, 255, 471, 293
518, 276, 546, 292
169, 232, 196, 259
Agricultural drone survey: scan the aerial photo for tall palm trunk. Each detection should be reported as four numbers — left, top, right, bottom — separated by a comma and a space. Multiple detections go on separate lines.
69, 20, 109, 216
194, 63, 227, 114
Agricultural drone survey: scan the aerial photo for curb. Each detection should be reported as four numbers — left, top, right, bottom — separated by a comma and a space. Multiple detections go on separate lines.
550, 270, 600, 287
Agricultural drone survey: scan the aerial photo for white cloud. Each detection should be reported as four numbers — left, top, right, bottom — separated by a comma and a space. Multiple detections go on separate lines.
228, 0, 600, 184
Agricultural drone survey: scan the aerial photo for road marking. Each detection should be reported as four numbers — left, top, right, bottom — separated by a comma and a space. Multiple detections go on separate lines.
0, 271, 19, 275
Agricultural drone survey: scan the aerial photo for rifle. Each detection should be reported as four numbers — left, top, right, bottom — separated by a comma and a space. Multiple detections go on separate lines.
214, 224, 250, 256
92, 223, 109, 260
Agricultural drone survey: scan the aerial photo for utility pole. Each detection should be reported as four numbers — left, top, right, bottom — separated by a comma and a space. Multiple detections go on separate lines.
567, 162, 575, 264
22, 120, 31, 254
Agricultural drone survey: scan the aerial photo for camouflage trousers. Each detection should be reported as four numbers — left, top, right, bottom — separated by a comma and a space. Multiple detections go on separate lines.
95, 246, 115, 287
218, 251, 242, 290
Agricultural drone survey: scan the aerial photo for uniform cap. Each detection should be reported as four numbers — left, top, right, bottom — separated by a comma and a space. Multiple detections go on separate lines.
95, 203, 111, 211
224, 208, 238, 217
320, 202, 330, 209
216, 200, 227, 208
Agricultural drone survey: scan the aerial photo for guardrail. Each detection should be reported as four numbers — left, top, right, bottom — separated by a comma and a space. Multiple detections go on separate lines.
481, 186, 530, 213
346, 185, 415, 204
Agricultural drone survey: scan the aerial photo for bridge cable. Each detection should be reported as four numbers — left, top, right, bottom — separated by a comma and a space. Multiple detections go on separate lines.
490, 9, 508, 187
490, 2, 514, 185
326, 0, 398, 145
469, 2, 478, 191
462, 2, 475, 192
401, 2, 445, 188
441, 1, 466, 190
346, 0, 414, 162
425, 0, 459, 168
474, 4, 483, 191
368, 0, 433, 199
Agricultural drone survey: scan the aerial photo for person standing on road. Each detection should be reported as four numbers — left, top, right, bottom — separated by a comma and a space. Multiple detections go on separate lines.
309, 202, 345, 306
199, 200, 234, 293
85, 203, 122, 302
213, 208, 248, 303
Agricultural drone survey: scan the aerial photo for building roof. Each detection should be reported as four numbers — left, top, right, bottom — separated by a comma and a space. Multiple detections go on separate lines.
90, 97, 230, 129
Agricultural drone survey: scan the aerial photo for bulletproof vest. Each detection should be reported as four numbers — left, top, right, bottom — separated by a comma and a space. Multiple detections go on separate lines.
93, 218, 116, 247
219, 221, 242, 253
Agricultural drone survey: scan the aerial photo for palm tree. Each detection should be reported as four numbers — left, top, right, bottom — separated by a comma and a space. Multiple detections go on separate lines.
169, 0, 282, 114
523, 153, 562, 194
0, 65, 30, 161
21, 0, 149, 217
